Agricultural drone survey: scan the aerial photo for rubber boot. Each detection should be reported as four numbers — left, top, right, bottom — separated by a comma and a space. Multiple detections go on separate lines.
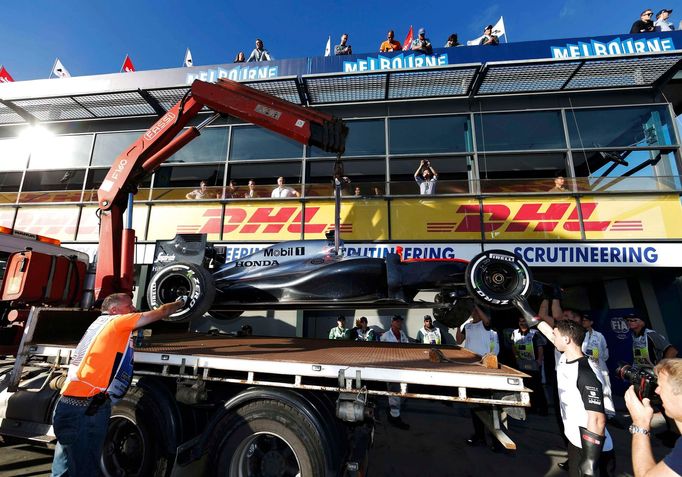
578, 427, 605, 477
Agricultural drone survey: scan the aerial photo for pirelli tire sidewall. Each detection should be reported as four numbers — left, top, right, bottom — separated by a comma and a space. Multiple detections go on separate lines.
466, 250, 532, 309
146, 263, 215, 322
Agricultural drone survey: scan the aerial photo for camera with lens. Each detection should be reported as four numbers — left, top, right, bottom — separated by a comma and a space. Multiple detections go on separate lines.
616, 363, 659, 402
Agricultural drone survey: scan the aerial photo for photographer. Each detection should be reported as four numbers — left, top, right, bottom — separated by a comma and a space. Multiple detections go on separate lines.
624, 359, 682, 476
414, 159, 438, 195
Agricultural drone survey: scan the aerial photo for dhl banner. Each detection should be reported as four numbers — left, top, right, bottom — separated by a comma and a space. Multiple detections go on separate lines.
390, 196, 682, 241
579, 195, 682, 240
14, 206, 80, 242
0, 208, 15, 229
77, 206, 149, 242
2, 194, 682, 245
146, 200, 389, 241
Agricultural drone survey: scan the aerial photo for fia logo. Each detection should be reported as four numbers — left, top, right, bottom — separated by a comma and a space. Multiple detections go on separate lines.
610, 317, 629, 339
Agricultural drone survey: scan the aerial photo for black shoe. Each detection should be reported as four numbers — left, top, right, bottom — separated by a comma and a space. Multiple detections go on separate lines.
466, 435, 485, 447
557, 459, 569, 471
388, 414, 410, 430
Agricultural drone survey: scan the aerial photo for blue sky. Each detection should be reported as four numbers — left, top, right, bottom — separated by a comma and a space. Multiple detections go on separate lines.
0, 0, 674, 80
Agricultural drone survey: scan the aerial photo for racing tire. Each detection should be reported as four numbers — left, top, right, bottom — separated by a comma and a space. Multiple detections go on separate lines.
465, 250, 532, 309
208, 400, 327, 477
146, 262, 215, 323
101, 387, 175, 477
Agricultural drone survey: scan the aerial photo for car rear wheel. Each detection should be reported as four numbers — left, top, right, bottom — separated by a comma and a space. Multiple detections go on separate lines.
146, 263, 215, 322
466, 250, 532, 309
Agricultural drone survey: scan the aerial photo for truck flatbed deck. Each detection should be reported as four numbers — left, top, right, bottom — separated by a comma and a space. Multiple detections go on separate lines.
30, 331, 529, 407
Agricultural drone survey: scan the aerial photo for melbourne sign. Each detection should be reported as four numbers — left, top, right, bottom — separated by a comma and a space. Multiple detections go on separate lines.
343, 53, 448, 72
550, 36, 675, 59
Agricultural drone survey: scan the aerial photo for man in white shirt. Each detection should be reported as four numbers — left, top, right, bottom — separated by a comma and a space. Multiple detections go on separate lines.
414, 159, 438, 195
456, 305, 502, 449
271, 176, 300, 198
380, 315, 411, 429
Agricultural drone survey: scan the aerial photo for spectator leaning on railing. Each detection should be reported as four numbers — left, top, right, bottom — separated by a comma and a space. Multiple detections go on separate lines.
334, 34, 352, 55
247, 38, 272, 62
630, 9, 655, 33
379, 30, 402, 52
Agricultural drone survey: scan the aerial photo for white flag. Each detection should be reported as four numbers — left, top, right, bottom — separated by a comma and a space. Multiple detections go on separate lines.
324, 36, 331, 57
184, 48, 193, 67
52, 58, 71, 78
492, 17, 506, 40
467, 16, 506, 45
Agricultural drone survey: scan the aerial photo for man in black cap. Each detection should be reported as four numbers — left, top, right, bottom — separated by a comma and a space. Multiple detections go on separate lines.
480, 25, 499, 45
630, 9, 656, 33
654, 9, 675, 31
627, 312, 678, 369
329, 315, 351, 340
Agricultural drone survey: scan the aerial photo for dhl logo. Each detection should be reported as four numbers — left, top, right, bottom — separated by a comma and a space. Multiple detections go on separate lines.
426, 202, 643, 233
180, 206, 354, 235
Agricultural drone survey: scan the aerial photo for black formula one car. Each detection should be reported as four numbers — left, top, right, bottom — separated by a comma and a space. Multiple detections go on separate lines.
145, 234, 535, 327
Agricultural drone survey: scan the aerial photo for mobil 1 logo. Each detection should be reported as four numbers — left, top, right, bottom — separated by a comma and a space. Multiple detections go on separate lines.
264, 247, 305, 257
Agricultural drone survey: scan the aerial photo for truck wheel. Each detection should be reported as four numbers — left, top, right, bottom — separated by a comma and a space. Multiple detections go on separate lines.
209, 400, 326, 477
466, 250, 532, 309
101, 388, 174, 477
147, 263, 216, 322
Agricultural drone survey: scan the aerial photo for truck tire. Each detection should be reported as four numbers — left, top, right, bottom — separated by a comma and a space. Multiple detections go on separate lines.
466, 250, 532, 309
101, 387, 175, 477
209, 400, 327, 477
147, 262, 215, 322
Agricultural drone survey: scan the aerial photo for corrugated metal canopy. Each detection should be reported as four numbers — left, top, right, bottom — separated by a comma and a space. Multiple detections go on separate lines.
0, 52, 680, 126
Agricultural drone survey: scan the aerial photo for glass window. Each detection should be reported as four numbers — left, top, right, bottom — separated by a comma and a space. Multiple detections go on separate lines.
567, 105, 676, 149
83, 168, 152, 202
0, 138, 30, 171
20, 170, 85, 202
306, 159, 386, 197
389, 116, 471, 154
230, 126, 303, 161
477, 153, 567, 193
571, 149, 680, 192
166, 127, 228, 164
309, 119, 385, 157
91, 131, 142, 167
0, 172, 22, 204
229, 162, 302, 198
152, 164, 225, 200
390, 156, 470, 195
475, 111, 565, 151
28, 134, 93, 170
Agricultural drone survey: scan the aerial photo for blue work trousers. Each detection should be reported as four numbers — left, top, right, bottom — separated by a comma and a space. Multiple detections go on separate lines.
51, 397, 111, 477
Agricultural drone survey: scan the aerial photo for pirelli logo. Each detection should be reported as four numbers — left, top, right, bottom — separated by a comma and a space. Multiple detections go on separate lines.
426, 202, 642, 233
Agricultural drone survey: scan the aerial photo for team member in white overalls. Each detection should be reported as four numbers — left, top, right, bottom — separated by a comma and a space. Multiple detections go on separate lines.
581, 314, 615, 418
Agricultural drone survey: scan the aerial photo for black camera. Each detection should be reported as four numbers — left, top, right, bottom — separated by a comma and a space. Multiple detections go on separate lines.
616, 363, 658, 402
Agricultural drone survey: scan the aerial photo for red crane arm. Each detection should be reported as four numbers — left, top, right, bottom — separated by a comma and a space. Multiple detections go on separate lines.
94, 79, 347, 302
